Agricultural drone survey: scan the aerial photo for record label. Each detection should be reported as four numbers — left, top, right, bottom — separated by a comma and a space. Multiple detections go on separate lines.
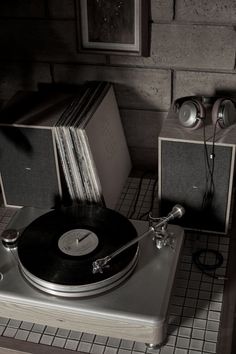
58, 229, 99, 256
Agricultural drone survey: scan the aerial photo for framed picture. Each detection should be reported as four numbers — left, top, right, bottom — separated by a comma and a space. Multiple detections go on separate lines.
76, 0, 149, 56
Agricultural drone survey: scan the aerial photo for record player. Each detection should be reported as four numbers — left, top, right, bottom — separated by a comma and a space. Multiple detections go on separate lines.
0, 204, 184, 348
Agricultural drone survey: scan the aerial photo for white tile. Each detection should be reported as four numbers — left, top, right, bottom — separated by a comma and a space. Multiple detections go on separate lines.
146, 346, 160, 354
0, 317, 9, 326
160, 346, 174, 354
120, 339, 134, 350
44, 326, 57, 335
182, 307, 195, 317
65, 339, 79, 351
168, 315, 181, 325
212, 292, 223, 302
94, 335, 108, 345
176, 337, 190, 349
189, 339, 204, 351
208, 311, 221, 321
81, 332, 95, 342
195, 308, 208, 319
180, 263, 191, 271
187, 289, 198, 298
201, 275, 213, 283
203, 341, 217, 353
133, 341, 147, 351
175, 349, 188, 354
192, 329, 205, 340
166, 335, 176, 346
181, 317, 194, 328
78, 341, 92, 353
177, 270, 190, 279
199, 291, 211, 300
184, 298, 197, 308
52, 337, 66, 348
91, 344, 105, 354
206, 320, 220, 332
171, 296, 185, 306
57, 328, 70, 338
188, 280, 200, 289
190, 273, 201, 281
205, 330, 218, 342
170, 305, 182, 316
8, 319, 21, 328
107, 337, 121, 347
174, 287, 186, 296
15, 329, 29, 341
20, 321, 33, 331
200, 282, 212, 291
40, 334, 54, 346
178, 326, 192, 338
3, 327, 17, 338
104, 346, 118, 354
209, 301, 222, 312
168, 324, 179, 336
27, 332, 41, 343
32, 323, 45, 333
193, 319, 206, 329
68, 330, 82, 340
197, 299, 209, 309
117, 349, 130, 354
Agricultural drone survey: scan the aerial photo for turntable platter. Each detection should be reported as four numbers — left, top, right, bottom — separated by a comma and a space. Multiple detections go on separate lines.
17, 205, 139, 297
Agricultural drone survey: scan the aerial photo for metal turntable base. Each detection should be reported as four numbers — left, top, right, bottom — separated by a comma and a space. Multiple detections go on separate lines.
0, 207, 184, 346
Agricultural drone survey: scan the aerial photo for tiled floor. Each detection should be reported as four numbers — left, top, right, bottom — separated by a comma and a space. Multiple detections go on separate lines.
0, 176, 229, 353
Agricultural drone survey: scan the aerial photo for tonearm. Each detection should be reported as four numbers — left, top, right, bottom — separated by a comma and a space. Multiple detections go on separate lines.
92, 204, 185, 274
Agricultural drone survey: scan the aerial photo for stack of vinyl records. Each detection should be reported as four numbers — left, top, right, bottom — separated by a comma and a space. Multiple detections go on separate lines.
0, 81, 131, 209
54, 81, 131, 208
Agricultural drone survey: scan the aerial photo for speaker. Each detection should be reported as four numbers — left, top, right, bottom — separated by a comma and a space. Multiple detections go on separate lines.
158, 104, 236, 234
0, 126, 63, 208
0, 91, 71, 208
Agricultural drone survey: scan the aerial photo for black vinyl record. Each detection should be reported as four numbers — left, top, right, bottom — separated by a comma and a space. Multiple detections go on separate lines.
17, 205, 138, 286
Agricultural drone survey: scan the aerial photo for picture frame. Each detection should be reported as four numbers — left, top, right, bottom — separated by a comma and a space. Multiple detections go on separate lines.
76, 0, 149, 57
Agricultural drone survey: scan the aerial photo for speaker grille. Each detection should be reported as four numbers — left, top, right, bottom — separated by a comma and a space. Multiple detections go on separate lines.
159, 139, 234, 233
0, 126, 61, 208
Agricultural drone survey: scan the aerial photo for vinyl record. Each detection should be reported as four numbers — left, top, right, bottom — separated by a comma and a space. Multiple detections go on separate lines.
17, 204, 138, 295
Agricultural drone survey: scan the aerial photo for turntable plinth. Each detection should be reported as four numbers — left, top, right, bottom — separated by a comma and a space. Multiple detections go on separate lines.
0, 208, 184, 346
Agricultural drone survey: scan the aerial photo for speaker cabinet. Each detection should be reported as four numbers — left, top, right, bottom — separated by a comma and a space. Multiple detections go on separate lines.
0, 125, 62, 208
158, 105, 236, 234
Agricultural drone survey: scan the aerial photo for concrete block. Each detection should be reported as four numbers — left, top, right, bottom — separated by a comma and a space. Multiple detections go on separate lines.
54, 64, 171, 110
0, 0, 46, 18
0, 20, 106, 64
0, 63, 51, 101
151, 0, 173, 22
176, 0, 236, 24
174, 71, 236, 100
120, 109, 167, 149
48, 0, 75, 19
111, 24, 236, 71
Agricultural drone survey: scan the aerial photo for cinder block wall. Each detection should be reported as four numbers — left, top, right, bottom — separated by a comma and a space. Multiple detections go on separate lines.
0, 0, 236, 172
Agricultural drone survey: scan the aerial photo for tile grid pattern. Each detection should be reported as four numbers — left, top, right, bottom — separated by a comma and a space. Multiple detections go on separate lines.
0, 177, 229, 354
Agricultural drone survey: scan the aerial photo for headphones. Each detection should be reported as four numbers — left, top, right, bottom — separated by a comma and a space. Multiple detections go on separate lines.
174, 96, 236, 130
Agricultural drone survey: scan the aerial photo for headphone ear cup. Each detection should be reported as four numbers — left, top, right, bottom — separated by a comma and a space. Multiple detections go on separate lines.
178, 99, 205, 130
212, 98, 236, 129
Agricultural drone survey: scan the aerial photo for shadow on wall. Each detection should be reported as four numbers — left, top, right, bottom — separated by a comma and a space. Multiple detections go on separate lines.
0, 0, 80, 102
